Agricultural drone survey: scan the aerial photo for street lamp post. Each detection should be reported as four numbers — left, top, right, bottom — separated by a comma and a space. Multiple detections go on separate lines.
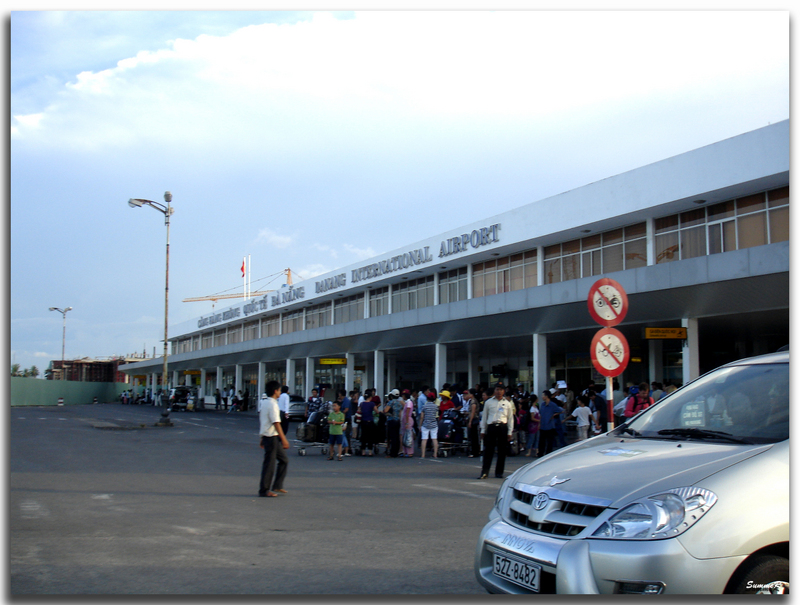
128, 192, 174, 427
48, 306, 72, 380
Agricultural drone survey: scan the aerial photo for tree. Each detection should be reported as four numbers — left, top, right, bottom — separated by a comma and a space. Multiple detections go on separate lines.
29, 366, 39, 379
10, 364, 21, 377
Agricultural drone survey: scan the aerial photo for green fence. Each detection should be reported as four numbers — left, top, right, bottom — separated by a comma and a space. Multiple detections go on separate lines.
10, 378, 134, 407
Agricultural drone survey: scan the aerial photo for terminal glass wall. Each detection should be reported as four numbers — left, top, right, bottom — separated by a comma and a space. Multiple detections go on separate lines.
655, 186, 789, 264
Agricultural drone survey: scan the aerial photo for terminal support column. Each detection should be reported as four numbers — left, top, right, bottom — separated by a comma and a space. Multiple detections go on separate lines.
434, 343, 447, 392
286, 359, 296, 393
532, 333, 548, 398
172, 370, 179, 390
345, 353, 355, 392
468, 350, 478, 389
649, 340, 663, 384
234, 364, 242, 397
682, 318, 699, 385
387, 356, 397, 392
373, 350, 385, 398
305, 357, 315, 399
200, 368, 206, 403
257, 362, 265, 397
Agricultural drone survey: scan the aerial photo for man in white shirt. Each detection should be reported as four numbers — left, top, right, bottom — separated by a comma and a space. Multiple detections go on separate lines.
478, 384, 515, 480
278, 385, 291, 435
258, 381, 290, 498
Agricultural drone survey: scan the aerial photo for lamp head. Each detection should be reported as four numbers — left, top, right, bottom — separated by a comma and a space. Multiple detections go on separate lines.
49, 307, 57, 311
128, 198, 144, 208
65, 307, 73, 312
164, 191, 172, 203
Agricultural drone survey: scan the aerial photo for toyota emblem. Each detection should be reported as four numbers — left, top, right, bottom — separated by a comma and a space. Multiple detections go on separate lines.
533, 492, 549, 510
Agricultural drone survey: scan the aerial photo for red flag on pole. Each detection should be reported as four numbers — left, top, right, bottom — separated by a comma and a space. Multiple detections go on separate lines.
241, 259, 246, 278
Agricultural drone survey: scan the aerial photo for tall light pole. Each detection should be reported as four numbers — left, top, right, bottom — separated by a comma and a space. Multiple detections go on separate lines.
128, 191, 174, 427
48, 306, 72, 380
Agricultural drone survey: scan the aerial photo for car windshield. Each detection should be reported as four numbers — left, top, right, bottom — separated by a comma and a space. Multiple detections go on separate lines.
618, 362, 788, 444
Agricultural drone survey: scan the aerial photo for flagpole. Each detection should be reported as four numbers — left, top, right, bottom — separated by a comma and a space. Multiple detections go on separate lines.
248, 254, 251, 300
243, 256, 246, 300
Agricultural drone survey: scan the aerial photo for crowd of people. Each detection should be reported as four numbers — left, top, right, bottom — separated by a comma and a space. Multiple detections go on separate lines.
256, 377, 679, 496
281, 378, 676, 461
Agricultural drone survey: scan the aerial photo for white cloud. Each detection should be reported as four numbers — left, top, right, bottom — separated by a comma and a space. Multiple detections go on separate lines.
11, 11, 787, 155
256, 228, 294, 248
342, 243, 375, 260
295, 264, 331, 280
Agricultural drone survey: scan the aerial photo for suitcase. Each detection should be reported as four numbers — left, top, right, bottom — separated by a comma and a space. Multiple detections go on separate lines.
296, 422, 318, 443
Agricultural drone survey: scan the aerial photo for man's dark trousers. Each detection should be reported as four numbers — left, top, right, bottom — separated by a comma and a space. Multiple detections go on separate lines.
259, 435, 288, 495
481, 423, 508, 477
279, 411, 289, 438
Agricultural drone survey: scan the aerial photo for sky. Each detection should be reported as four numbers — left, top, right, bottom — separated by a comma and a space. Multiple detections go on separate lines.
8, 8, 791, 375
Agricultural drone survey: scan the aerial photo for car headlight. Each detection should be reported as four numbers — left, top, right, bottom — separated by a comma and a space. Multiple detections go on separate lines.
592, 487, 717, 540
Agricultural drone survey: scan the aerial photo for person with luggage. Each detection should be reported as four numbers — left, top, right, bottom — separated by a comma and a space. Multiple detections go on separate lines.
478, 384, 514, 479
538, 389, 562, 456
624, 383, 655, 418
384, 389, 403, 458
525, 395, 540, 457
359, 390, 378, 457
327, 400, 345, 461
214, 388, 222, 410
419, 393, 440, 459
338, 389, 353, 457
228, 391, 241, 414
306, 388, 323, 419
571, 395, 597, 441
399, 390, 415, 458
258, 381, 290, 498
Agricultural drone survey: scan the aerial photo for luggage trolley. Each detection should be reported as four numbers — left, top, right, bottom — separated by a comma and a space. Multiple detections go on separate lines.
436, 409, 469, 457
294, 409, 331, 456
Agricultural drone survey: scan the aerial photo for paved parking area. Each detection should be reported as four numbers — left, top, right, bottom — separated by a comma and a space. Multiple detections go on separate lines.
10, 404, 532, 595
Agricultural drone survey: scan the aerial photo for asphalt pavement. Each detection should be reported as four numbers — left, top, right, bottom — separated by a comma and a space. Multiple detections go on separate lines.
9, 403, 533, 595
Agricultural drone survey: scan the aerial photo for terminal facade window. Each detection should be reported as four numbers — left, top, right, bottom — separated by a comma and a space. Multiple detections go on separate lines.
282, 310, 303, 335
202, 332, 212, 350
655, 186, 789, 264
392, 276, 434, 312
228, 326, 241, 344
544, 223, 646, 284
369, 287, 389, 317
334, 294, 365, 324
473, 250, 537, 298
306, 302, 332, 330
243, 320, 258, 341
213, 329, 226, 347
439, 268, 468, 304
261, 314, 280, 338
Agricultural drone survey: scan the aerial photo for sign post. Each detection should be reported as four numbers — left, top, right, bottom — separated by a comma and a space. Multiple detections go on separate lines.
587, 278, 629, 431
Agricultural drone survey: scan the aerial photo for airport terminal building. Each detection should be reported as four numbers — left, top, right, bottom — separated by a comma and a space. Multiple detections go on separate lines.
121, 121, 790, 403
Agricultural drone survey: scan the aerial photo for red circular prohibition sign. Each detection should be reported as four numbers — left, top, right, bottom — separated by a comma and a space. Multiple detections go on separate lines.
587, 278, 629, 327
590, 327, 630, 378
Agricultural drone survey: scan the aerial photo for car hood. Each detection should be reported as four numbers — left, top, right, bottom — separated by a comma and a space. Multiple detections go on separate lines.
513, 435, 772, 508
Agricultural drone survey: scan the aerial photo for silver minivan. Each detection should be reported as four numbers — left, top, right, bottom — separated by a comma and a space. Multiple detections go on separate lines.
475, 351, 789, 594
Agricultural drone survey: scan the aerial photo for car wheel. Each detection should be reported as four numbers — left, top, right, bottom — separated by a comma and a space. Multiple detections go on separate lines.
726, 555, 789, 594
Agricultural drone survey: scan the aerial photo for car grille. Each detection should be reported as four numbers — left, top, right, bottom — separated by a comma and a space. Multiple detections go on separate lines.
508, 485, 609, 538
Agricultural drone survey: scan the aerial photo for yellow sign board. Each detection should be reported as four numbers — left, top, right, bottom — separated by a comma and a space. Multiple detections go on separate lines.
645, 328, 687, 339
183, 370, 202, 375
320, 358, 347, 365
